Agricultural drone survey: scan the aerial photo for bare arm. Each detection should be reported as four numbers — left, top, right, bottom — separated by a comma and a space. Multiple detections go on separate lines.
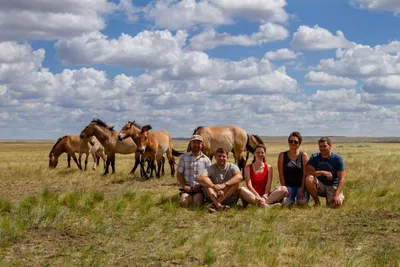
198, 173, 216, 189
335, 170, 345, 195
264, 165, 273, 195
299, 152, 309, 195
244, 165, 260, 198
277, 152, 285, 186
177, 172, 191, 192
225, 170, 243, 186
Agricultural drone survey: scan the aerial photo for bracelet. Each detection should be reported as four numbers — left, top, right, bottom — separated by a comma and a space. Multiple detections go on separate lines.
225, 182, 229, 187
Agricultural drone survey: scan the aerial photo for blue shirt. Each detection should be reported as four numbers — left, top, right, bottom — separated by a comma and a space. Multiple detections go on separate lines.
308, 152, 345, 186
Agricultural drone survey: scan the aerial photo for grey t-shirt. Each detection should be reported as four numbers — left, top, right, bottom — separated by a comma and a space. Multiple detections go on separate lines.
203, 163, 240, 184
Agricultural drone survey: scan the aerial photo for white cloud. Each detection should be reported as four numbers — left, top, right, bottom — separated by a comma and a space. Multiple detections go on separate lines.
305, 71, 358, 87
0, 0, 116, 41
55, 30, 189, 69
350, 0, 400, 13
118, 0, 140, 22
211, 0, 288, 22
363, 75, 400, 93
264, 48, 301, 60
144, 0, 288, 30
317, 43, 400, 78
308, 88, 376, 112
190, 23, 288, 50
291, 25, 354, 51
361, 75, 400, 105
145, 0, 232, 30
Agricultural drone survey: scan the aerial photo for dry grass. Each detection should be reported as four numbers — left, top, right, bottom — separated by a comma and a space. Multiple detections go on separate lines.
0, 138, 399, 266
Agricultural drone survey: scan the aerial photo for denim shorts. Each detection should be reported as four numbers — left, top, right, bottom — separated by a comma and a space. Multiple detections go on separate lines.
282, 186, 309, 204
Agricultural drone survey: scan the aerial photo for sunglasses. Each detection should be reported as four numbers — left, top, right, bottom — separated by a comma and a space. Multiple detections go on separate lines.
289, 140, 299, 144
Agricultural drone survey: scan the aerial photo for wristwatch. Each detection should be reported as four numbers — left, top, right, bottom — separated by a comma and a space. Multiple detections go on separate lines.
224, 182, 229, 187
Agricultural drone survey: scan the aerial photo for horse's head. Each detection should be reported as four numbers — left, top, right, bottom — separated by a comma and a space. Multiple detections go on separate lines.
137, 124, 152, 154
118, 121, 139, 141
48, 152, 58, 168
80, 122, 95, 139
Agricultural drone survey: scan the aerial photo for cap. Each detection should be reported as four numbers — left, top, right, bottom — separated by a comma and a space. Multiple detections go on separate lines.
190, 134, 203, 142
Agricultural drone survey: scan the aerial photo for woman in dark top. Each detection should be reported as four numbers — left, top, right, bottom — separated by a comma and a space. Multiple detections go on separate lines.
277, 131, 309, 206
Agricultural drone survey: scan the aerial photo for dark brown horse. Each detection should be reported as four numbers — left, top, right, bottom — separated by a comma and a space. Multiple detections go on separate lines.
125, 124, 183, 178
49, 135, 106, 170
189, 126, 264, 170
79, 119, 146, 176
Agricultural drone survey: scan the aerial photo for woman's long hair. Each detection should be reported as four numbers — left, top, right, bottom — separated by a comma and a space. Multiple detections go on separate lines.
252, 144, 267, 163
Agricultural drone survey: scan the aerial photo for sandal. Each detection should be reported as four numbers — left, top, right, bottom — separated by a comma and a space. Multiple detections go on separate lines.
218, 205, 231, 212
208, 204, 218, 213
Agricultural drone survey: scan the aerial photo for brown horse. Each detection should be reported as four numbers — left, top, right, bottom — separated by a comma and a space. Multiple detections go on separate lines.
117, 121, 164, 176
189, 126, 264, 170
79, 119, 145, 176
49, 135, 106, 170
134, 124, 183, 178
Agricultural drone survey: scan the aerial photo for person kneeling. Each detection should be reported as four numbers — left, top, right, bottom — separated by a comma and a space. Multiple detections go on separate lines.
239, 144, 288, 208
198, 148, 243, 212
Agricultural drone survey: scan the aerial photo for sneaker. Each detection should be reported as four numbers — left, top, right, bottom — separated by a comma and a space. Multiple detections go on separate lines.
265, 203, 282, 208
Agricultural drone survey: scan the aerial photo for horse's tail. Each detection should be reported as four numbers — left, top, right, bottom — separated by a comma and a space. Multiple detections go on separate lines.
172, 148, 184, 156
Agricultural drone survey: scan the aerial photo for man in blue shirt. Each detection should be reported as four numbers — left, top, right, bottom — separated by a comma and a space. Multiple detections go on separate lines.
306, 137, 345, 208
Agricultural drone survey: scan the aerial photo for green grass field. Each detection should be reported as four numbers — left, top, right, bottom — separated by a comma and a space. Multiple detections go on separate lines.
0, 138, 399, 266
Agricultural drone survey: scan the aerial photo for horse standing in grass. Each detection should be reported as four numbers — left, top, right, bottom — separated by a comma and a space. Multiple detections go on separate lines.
80, 119, 146, 176
189, 126, 264, 171
49, 135, 106, 170
130, 124, 183, 178
117, 121, 165, 176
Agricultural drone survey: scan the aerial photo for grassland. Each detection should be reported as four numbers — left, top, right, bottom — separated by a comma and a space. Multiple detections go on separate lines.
0, 137, 399, 266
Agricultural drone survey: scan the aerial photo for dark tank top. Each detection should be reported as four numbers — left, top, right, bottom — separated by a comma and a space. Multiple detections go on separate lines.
283, 151, 303, 187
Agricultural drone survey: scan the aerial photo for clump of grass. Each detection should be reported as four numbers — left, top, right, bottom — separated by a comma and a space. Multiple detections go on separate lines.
203, 244, 217, 265
0, 198, 11, 213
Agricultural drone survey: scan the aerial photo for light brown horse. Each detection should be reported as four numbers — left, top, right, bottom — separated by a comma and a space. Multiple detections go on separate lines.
117, 121, 164, 176
80, 119, 146, 176
134, 124, 183, 178
189, 126, 264, 170
49, 135, 106, 170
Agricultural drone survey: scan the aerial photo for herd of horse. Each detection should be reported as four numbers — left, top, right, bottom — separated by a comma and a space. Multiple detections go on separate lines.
48, 119, 265, 178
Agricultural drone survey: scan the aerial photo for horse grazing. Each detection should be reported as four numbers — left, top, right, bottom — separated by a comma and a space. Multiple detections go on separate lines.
134, 124, 183, 178
80, 119, 145, 176
189, 126, 264, 170
49, 135, 106, 170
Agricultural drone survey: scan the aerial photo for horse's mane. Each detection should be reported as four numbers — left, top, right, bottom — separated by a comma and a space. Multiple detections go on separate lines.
246, 134, 264, 154
129, 120, 142, 129
49, 135, 67, 156
253, 134, 264, 145
192, 126, 203, 135
91, 118, 115, 131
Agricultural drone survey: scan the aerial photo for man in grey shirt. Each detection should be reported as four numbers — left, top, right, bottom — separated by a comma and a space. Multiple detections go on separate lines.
177, 135, 211, 207
198, 148, 243, 212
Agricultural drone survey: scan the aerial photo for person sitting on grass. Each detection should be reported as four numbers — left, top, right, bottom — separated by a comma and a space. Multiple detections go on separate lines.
239, 144, 288, 208
305, 137, 345, 208
176, 134, 211, 207
198, 148, 243, 212
278, 131, 309, 207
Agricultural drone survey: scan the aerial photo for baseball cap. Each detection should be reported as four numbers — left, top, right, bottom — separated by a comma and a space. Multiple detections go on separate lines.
190, 134, 203, 142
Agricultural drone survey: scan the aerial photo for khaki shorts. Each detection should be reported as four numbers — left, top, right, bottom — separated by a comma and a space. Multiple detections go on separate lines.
316, 178, 344, 205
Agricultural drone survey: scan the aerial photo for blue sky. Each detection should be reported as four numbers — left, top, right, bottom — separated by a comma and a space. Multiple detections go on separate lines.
1, 0, 400, 139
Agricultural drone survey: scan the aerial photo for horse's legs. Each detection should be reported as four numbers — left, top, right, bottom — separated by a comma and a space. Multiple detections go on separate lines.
90, 150, 97, 170
84, 152, 89, 171
67, 154, 71, 168
161, 156, 165, 176
104, 153, 112, 175
156, 158, 162, 178
72, 153, 82, 170
110, 153, 116, 174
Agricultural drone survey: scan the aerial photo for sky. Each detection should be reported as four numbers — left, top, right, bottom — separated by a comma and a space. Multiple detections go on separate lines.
1, 0, 400, 139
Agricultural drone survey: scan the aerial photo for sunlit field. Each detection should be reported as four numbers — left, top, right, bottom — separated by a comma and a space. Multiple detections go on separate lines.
0, 138, 399, 266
